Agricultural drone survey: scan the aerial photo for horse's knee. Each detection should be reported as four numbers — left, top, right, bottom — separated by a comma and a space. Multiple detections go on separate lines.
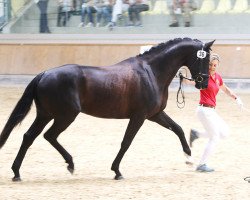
121, 139, 132, 148
23, 134, 36, 147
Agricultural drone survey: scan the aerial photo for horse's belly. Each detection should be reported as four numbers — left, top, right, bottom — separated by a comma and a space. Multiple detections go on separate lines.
81, 99, 130, 119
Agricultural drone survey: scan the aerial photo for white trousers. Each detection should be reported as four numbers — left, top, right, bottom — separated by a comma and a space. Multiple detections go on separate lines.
196, 106, 229, 165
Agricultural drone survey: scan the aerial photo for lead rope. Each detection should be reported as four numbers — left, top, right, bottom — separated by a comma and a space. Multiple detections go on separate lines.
176, 70, 194, 109
176, 73, 185, 109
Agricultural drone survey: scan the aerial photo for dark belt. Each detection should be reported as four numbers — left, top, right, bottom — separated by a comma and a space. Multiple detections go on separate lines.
199, 104, 215, 109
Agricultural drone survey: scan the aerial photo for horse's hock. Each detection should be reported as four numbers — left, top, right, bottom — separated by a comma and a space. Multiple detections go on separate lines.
0, 40, 250, 79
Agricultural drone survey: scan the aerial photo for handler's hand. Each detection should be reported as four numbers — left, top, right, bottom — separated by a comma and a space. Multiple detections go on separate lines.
236, 97, 243, 110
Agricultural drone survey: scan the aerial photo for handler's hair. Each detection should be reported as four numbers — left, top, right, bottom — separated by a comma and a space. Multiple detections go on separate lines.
210, 53, 220, 62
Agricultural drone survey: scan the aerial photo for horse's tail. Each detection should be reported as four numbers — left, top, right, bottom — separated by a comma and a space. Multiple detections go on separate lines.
0, 72, 44, 149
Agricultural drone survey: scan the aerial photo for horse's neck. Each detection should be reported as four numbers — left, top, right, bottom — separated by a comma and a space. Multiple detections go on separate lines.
143, 41, 197, 86
150, 53, 184, 86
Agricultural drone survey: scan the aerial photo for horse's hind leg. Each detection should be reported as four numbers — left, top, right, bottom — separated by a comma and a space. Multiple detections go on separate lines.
43, 115, 78, 174
12, 114, 51, 181
149, 111, 191, 157
111, 115, 145, 180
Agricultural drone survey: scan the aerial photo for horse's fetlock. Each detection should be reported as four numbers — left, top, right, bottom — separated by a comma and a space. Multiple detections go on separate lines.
66, 156, 73, 165
12, 161, 19, 170
111, 165, 116, 172
11, 161, 20, 178
184, 147, 191, 156
11, 164, 17, 171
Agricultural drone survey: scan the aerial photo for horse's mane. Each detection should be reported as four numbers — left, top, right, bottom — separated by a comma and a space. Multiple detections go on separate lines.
138, 38, 202, 58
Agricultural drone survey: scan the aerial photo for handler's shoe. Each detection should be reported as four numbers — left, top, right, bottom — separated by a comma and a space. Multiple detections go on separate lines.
196, 164, 214, 172
189, 129, 199, 147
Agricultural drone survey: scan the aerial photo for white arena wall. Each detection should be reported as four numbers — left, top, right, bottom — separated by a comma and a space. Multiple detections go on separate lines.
0, 34, 250, 80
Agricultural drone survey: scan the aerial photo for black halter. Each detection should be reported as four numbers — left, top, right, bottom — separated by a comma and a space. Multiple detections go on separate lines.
176, 48, 210, 109
191, 47, 210, 85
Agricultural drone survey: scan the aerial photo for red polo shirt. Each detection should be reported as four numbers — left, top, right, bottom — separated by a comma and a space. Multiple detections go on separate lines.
199, 73, 223, 107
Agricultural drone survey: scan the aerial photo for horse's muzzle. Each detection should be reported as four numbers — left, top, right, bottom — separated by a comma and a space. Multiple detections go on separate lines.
194, 74, 209, 89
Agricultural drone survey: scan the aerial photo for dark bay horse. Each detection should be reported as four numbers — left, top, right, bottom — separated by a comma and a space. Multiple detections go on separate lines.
0, 38, 214, 181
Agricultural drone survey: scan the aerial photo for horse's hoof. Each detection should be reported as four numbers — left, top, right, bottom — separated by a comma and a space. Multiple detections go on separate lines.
114, 175, 124, 180
12, 177, 21, 182
184, 153, 194, 166
67, 166, 74, 174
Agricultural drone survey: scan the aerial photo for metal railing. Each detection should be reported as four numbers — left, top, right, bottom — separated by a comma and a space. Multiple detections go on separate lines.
0, 0, 10, 30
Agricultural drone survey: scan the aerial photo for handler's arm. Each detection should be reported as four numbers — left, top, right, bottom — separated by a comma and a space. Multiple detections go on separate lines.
220, 83, 238, 99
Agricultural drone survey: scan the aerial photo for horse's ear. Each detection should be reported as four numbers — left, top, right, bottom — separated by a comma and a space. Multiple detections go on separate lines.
204, 40, 215, 50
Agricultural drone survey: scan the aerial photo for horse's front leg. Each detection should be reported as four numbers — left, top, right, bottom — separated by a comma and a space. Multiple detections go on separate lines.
111, 115, 145, 180
149, 111, 191, 158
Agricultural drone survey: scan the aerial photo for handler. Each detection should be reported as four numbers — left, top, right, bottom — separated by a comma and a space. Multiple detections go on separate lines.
188, 53, 243, 172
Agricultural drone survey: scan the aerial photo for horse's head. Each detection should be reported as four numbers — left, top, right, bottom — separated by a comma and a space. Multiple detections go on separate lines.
186, 40, 215, 89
